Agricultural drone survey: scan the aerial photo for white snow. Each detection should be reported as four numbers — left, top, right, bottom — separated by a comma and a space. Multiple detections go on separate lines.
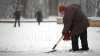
0, 22, 100, 56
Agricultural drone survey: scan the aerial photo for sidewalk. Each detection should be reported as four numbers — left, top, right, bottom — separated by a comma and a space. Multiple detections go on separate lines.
0, 18, 56, 23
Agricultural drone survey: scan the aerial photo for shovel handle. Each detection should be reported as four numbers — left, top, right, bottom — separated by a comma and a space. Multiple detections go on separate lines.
52, 44, 57, 49
52, 35, 64, 49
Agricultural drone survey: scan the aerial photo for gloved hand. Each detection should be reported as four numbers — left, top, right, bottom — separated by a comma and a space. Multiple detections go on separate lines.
62, 32, 71, 41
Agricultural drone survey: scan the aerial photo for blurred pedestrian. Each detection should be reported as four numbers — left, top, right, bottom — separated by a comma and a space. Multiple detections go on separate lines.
13, 9, 21, 27
59, 4, 90, 52
35, 9, 43, 25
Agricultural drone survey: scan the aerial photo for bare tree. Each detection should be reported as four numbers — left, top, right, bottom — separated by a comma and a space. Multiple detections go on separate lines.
20, 0, 27, 18
33, 0, 37, 17
79, 0, 82, 7
16, 0, 20, 10
97, 0, 100, 16
49, 0, 58, 16
44, 0, 49, 18
64, 0, 68, 5
86, 0, 91, 16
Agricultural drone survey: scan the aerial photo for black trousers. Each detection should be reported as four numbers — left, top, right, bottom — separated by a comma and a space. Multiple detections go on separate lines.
14, 18, 20, 27
38, 21, 40, 25
71, 30, 89, 50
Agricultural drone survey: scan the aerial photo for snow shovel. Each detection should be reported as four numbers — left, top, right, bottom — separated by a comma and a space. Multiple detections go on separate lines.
46, 35, 64, 53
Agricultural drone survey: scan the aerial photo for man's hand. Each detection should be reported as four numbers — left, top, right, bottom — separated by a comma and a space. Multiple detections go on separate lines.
62, 32, 71, 41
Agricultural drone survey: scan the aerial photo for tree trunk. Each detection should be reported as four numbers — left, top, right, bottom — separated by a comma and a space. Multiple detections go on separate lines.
79, 0, 82, 7
49, 0, 58, 16
97, 0, 100, 16
86, 0, 89, 16
20, 0, 27, 18
16, 0, 20, 10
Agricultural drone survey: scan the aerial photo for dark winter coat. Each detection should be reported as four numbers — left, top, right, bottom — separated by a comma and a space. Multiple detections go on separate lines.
14, 11, 21, 19
35, 11, 43, 22
62, 4, 90, 36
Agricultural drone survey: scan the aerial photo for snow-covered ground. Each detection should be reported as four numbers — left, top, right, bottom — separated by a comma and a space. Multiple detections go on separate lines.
0, 22, 100, 56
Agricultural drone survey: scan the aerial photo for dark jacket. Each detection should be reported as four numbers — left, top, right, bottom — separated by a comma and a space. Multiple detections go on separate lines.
35, 11, 43, 22
14, 11, 21, 19
62, 4, 90, 36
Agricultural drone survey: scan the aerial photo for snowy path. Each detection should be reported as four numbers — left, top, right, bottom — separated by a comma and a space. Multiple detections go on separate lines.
0, 22, 100, 56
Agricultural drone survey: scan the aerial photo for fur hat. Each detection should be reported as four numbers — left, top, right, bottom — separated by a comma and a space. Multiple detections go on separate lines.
59, 5, 66, 13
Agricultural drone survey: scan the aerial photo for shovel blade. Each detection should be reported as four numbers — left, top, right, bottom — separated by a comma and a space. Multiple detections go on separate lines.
45, 49, 57, 53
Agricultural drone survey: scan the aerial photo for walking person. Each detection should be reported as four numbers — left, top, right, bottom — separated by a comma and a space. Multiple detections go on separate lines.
35, 9, 43, 25
58, 4, 90, 52
13, 9, 21, 27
